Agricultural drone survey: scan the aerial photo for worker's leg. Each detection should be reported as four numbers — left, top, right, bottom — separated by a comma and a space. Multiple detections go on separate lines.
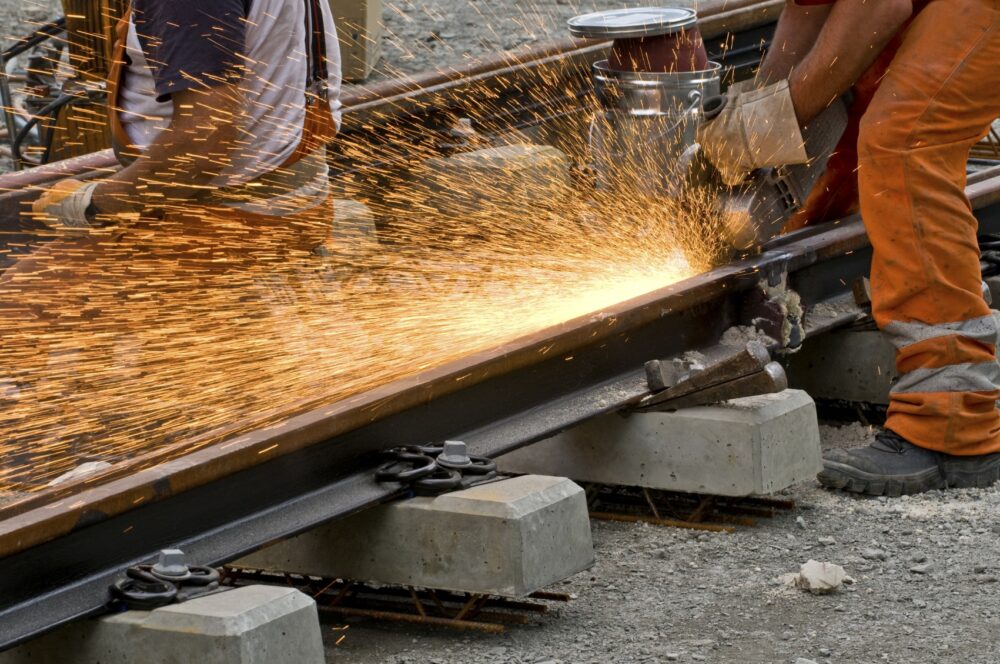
861, 0, 1000, 454
820, 0, 1000, 494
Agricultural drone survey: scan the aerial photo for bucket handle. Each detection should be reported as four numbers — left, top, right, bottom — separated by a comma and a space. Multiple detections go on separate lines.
590, 88, 704, 161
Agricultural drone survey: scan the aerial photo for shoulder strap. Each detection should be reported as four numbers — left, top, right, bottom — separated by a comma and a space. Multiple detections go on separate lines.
304, 0, 329, 91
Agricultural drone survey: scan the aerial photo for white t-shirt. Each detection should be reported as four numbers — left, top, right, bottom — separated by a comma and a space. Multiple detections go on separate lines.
117, 0, 342, 191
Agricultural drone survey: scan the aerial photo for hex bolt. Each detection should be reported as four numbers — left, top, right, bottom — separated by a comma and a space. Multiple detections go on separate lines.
152, 549, 191, 580
437, 440, 472, 469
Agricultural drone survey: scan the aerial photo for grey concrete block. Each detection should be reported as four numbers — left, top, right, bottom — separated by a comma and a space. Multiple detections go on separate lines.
500, 390, 822, 496
407, 143, 574, 217
237, 475, 594, 597
785, 328, 897, 405
0, 586, 323, 664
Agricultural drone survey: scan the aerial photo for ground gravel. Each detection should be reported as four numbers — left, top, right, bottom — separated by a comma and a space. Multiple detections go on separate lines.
325, 423, 1000, 664
0, 0, 59, 35
371, 0, 682, 81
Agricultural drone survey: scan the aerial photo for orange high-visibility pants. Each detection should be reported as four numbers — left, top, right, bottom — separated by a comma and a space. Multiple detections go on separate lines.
859, 0, 1000, 454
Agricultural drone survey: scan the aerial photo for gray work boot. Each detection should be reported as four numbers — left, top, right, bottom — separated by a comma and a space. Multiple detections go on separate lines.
818, 429, 1000, 496
940, 448, 1000, 490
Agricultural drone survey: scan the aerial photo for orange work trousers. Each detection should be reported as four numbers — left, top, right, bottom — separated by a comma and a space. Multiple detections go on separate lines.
793, 0, 1000, 455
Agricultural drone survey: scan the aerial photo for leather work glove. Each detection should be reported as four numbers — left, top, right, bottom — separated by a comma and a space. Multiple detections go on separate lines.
31, 178, 101, 230
697, 80, 808, 186
725, 77, 760, 96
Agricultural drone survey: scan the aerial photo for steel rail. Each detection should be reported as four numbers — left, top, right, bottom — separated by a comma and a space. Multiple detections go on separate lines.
0, 5, 781, 528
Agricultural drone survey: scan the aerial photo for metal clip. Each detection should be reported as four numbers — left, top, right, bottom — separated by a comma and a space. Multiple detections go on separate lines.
635, 341, 787, 412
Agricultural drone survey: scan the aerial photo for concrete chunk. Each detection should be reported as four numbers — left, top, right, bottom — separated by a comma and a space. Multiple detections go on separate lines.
500, 390, 822, 496
792, 560, 850, 595
0, 586, 323, 664
237, 475, 594, 596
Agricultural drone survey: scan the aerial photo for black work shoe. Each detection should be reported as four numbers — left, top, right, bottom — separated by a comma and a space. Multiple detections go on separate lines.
819, 429, 1000, 496
818, 430, 945, 496
940, 450, 1000, 489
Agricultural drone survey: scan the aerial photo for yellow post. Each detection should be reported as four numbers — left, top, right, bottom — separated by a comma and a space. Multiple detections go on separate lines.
328, 0, 383, 82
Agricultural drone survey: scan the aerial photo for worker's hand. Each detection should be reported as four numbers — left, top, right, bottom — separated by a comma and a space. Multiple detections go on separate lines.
697, 80, 808, 186
31, 178, 101, 230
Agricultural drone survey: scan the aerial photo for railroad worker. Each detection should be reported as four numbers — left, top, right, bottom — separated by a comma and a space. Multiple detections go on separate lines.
698, 0, 1000, 495
29, 0, 342, 263
0, 0, 342, 484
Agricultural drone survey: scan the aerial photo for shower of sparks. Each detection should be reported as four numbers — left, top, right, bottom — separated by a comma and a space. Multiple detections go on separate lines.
0, 0, 732, 497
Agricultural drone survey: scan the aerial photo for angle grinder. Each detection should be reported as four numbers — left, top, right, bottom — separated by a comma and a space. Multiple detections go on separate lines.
691, 90, 849, 250
569, 7, 848, 251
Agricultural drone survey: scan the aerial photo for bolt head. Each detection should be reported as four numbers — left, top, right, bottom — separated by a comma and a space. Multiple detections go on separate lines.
152, 549, 189, 577
438, 440, 472, 467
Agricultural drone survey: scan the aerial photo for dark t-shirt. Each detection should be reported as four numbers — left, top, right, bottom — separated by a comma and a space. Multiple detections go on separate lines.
132, 0, 250, 101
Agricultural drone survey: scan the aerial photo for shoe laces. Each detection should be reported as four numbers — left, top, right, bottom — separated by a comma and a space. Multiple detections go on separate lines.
872, 429, 909, 454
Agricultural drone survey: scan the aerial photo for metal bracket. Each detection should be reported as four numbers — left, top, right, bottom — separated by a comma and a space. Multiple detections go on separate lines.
634, 341, 787, 412
738, 256, 805, 350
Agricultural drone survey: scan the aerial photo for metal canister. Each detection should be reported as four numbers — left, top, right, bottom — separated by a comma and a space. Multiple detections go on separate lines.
568, 7, 721, 196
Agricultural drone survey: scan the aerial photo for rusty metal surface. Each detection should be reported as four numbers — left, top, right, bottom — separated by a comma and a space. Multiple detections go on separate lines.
636, 361, 787, 412
0, 181, 997, 652
0, 250, 763, 553
587, 484, 797, 532
0, 5, 787, 647
3, 174, 997, 557
642, 340, 772, 398
221, 567, 570, 634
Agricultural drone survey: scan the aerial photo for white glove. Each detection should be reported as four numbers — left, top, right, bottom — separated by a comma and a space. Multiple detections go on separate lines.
697, 80, 808, 186
31, 179, 101, 229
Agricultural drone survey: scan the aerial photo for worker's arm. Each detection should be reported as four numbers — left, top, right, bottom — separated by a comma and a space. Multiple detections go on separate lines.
31, 0, 250, 227
758, 1, 835, 84
787, 0, 913, 124
696, 0, 913, 184
90, 83, 244, 217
